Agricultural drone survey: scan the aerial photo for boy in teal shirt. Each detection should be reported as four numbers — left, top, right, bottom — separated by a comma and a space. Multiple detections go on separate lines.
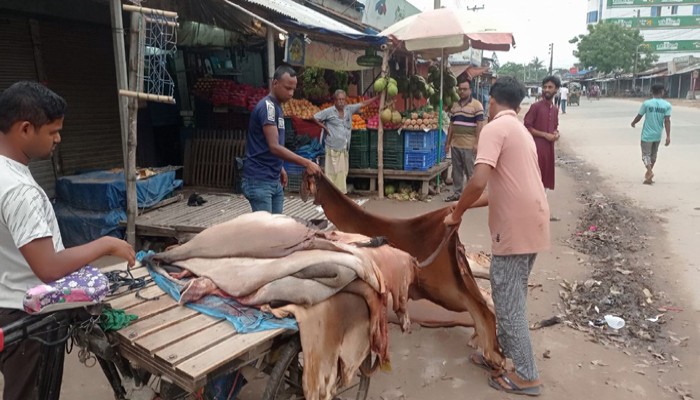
631, 83, 671, 184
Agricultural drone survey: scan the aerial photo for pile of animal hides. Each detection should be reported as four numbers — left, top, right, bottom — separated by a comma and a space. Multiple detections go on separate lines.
149, 211, 419, 400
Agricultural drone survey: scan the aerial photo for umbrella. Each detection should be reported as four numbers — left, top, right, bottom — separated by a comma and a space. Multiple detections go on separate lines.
379, 8, 515, 57
377, 8, 515, 194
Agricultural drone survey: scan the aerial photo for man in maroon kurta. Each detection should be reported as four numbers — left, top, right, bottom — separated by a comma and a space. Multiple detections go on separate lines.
524, 76, 560, 190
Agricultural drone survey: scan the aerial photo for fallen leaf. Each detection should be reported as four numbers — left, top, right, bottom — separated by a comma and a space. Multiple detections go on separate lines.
591, 360, 609, 367
671, 355, 680, 363
633, 370, 646, 375
543, 350, 551, 359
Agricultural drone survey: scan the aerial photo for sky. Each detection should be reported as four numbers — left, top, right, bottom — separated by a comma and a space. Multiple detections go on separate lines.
408, 0, 590, 68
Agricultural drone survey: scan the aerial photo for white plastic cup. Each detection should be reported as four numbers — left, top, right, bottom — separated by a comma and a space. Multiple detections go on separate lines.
604, 315, 625, 330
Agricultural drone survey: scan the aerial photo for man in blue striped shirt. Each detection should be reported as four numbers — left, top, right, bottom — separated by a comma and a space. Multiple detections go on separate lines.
444, 78, 485, 202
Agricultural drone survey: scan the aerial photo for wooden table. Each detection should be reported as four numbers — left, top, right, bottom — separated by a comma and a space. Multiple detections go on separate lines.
130, 193, 326, 240
103, 263, 289, 393
348, 160, 451, 195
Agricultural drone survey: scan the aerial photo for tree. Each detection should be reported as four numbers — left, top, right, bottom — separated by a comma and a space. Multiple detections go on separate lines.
496, 62, 525, 80
570, 22, 658, 74
529, 57, 545, 81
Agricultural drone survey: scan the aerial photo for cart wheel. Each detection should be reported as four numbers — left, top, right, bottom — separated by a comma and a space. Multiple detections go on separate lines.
262, 336, 371, 400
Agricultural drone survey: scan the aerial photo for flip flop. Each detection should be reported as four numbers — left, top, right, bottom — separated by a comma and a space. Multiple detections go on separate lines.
488, 372, 542, 397
470, 353, 500, 373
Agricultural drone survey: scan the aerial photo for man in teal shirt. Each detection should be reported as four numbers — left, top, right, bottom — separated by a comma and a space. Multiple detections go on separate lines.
631, 83, 671, 184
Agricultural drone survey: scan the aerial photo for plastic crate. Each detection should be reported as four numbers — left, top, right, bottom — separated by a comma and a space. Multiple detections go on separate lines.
433, 130, 447, 161
284, 162, 305, 176
285, 173, 302, 192
350, 130, 369, 148
404, 149, 437, 171
370, 149, 404, 170
284, 117, 294, 134
349, 148, 370, 169
369, 129, 402, 152
404, 130, 437, 152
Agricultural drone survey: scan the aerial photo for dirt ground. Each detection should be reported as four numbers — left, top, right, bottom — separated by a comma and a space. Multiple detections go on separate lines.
2, 150, 698, 399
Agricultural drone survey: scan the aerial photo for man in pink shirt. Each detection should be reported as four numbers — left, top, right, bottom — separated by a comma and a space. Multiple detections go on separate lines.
445, 76, 550, 396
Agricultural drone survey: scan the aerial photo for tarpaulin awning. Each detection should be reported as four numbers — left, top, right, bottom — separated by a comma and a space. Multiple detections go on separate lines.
239, 0, 386, 46
450, 65, 490, 80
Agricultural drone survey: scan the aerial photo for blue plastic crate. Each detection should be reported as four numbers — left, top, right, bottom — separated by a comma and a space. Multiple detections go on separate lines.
284, 162, 305, 176
404, 130, 437, 152
404, 150, 437, 171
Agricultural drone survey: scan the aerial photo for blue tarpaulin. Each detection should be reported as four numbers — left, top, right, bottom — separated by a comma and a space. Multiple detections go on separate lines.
56, 170, 182, 212
54, 203, 126, 248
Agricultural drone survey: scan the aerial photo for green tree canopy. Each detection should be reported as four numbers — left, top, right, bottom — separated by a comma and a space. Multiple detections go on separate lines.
497, 61, 525, 79
570, 22, 658, 74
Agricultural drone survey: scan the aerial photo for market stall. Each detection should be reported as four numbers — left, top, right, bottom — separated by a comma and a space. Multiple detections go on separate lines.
372, 8, 516, 197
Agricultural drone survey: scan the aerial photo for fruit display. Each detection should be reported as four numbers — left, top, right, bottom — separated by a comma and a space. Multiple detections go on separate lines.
361, 101, 379, 121
281, 99, 321, 120
192, 78, 266, 111
427, 65, 460, 110
397, 75, 436, 100
371, 75, 403, 130
367, 114, 401, 130
352, 114, 367, 130
401, 111, 440, 130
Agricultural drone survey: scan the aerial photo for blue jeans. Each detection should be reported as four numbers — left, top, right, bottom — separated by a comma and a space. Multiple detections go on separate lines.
241, 178, 284, 214
560, 99, 567, 113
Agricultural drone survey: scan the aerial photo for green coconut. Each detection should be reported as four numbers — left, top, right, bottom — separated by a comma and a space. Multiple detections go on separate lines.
374, 78, 388, 93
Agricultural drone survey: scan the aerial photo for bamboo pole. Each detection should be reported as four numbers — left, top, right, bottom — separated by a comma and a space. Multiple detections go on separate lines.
119, 89, 175, 104
125, 12, 144, 247
377, 47, 390, 199
122, 4, 178, 17
110, 0, 129, 172
437, 48, 444, 186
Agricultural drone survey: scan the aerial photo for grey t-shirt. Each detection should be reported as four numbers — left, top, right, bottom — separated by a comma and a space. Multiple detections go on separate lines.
0, 155, 64, 309
314, 103, 362, 151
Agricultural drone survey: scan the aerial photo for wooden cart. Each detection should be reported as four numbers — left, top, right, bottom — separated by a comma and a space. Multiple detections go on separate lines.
99, 262, 370, 399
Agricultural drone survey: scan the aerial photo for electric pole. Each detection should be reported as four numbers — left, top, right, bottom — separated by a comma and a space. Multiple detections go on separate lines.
548, 43, 554, 75
434, 0, 440, 9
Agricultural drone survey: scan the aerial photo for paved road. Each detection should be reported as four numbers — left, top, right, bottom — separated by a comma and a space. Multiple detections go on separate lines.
559, 97, 700, 311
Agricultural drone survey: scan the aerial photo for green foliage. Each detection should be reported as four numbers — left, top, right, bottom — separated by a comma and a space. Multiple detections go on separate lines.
571, 22, 658, 74
300, 67, 329, 100
495, 60, 547, 83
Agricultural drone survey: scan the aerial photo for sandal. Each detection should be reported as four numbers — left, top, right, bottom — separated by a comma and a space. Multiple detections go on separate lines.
488, 372, 542, 397
445, 193, 461, 202
470, 353, 500, 373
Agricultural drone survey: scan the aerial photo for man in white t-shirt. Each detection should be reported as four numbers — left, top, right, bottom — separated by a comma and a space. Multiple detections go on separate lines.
0, 81, 135, 400
558, 85, 569, 114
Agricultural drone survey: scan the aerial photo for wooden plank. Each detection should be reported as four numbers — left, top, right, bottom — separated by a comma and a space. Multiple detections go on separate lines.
135, 313, 221, 353
126, 295, 178, 320
176, 329, 286, 381
120, 305, 199, 344
154, 321, 235, 367
119, 344, 198, 393
109, 285, 165, 311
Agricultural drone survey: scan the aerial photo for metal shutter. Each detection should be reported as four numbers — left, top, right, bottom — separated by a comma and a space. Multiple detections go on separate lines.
38, 19, 122, 176
0, 14, 57, 197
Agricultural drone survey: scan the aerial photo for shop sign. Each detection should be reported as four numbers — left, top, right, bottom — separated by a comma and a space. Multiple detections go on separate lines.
362, 0, 420, 30
646, 40, 700, 52
608, 0, 700, 7
607, 16, 700, 28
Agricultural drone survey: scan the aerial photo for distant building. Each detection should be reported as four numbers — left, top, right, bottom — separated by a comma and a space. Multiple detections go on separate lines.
586, 0, 700, 62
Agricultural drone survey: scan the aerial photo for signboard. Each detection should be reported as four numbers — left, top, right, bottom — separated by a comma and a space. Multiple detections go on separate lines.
362, 0, 420, 30
285, 34, 306, 66
646, 40, 700, 52
608, 16, 700, 28
608, 0, 700, 6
